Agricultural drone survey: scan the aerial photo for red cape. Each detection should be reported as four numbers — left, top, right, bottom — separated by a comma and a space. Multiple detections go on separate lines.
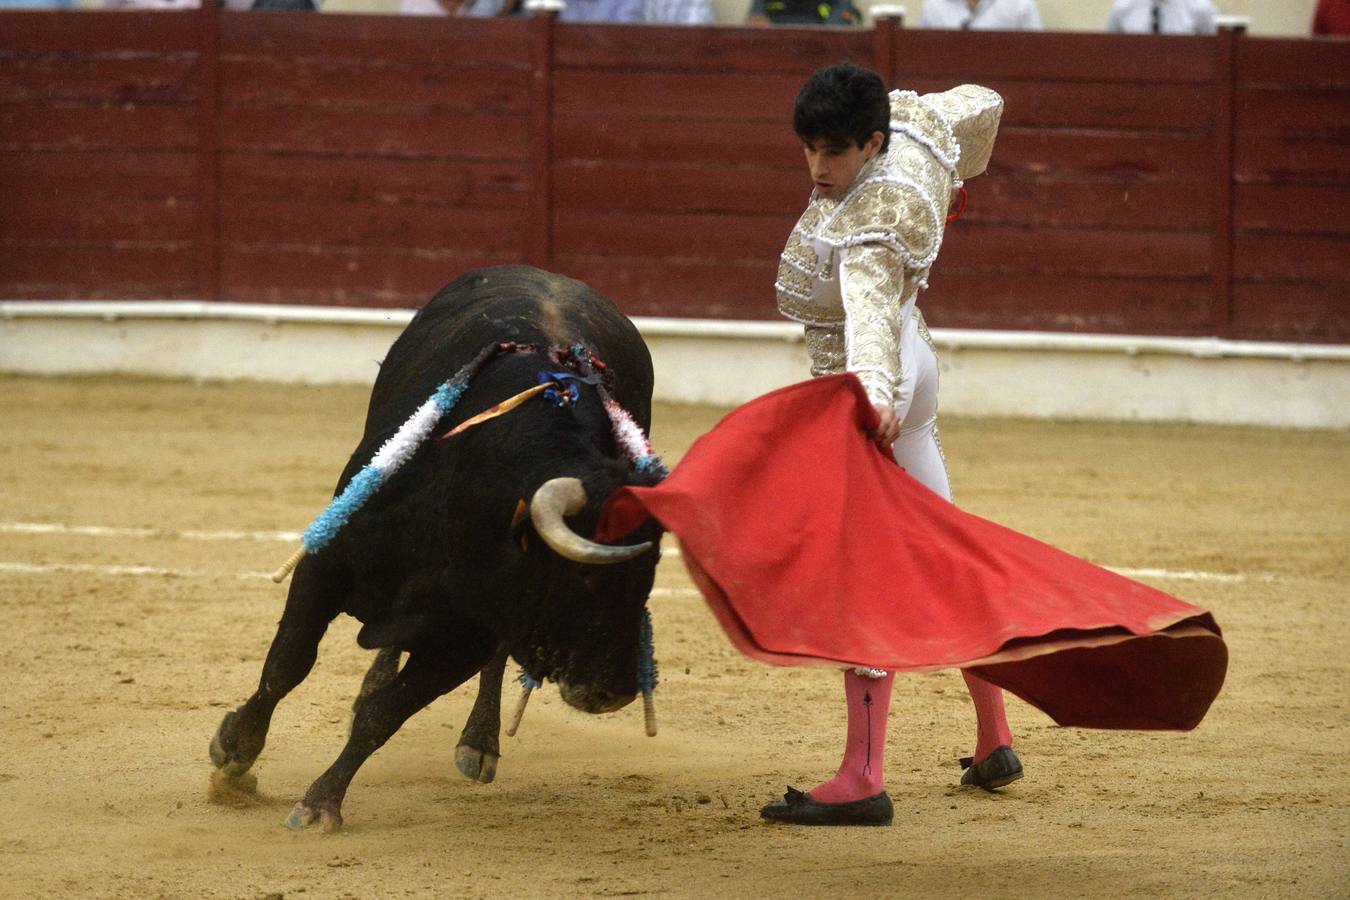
601, 375, 1226, 731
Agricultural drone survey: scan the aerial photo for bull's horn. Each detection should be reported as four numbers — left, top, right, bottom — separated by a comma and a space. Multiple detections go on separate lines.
530, 477, 652, 564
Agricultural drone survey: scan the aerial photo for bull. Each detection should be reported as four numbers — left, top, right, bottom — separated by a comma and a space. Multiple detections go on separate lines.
208, 265, 665, 832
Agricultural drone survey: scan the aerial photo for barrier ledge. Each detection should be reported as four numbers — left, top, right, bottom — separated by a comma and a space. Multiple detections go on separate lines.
2, 301, 1347, 428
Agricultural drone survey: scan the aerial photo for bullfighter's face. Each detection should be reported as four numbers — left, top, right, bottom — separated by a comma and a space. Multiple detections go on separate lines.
803, 130, 885, 201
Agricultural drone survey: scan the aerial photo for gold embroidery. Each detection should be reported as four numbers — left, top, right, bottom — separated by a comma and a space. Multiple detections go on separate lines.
919, 85, 1003, 181
915, 307, 936, 355
804, 325, 845, 376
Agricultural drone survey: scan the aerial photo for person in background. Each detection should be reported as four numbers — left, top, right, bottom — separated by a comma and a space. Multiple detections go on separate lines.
103, 0, 304, 8
1106, 0, 1217, 34
458, 0, 711, 22
917, 0, 1042, 30
745, 0, 861, 27
1312, 0, 1350, 35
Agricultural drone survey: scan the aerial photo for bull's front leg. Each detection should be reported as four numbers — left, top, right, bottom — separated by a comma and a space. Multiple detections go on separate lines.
287, 623, 496, 833
210, 558, 341, 781
454, 644, 509, 784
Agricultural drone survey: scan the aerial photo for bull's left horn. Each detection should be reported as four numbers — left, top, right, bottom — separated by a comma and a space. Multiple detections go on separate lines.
530, 477, 652, 565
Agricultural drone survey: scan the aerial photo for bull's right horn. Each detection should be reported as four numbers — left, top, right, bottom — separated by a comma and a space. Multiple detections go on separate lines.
530, 477, 651, 564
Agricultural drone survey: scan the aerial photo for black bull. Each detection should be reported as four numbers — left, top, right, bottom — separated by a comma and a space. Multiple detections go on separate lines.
209, 266, 666, 832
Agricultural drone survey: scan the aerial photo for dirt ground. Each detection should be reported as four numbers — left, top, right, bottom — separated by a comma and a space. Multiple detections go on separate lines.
1, 374, 1346, 899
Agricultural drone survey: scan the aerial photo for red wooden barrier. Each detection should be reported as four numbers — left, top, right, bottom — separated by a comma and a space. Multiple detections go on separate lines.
0, 10, 1345, 342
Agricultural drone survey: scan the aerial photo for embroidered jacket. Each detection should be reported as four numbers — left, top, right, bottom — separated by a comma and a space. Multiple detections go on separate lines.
775, 85, 1003, 407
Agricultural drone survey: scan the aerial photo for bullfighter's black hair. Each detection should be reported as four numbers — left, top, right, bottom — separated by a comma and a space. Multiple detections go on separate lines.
793, 62, 891, 153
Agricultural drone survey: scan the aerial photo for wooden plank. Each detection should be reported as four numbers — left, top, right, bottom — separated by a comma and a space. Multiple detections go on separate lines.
552, 255, 779, 319
1238, 37, 1350, 89
554, 112, 800, 169
556, 124, 1212, 180
554, 70, 800, 123
0, 106, 196, 151
220, 12, 531, 64
1235, 134, 1350, 184
220, 58, 530, 113
1230, 281, 1349, 343
220, 201, 529, 253
903, 77, 1214, 132
992, 129, 1213, 181
0, 10, 197, 54
217, 107, 530, 159
923, 272, 1214, 335
553, 209, 795, 263
196, 2, 221, 303
1, 195, 194, 242
552, 160, 1214, 230
0, 241, 196, 298
1235, 183, 1350, 236
1236, 86, 1350, 138
553, 23, 868, 74
1211, 22, 1237, 340
552, 160, 804, 215
892, 30, 1216, 84
0, 56, 197, 105
527, 9, 555, 270
940, 224, 1212, 278
221, 153, 531, 210
219, 245, 518, 307
1232, 233, 1350, 281
0, 150, 196, 201
970, 174, 1212, 230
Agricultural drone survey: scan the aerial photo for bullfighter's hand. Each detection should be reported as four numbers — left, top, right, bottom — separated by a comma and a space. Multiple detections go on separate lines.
871, 402, 900, 450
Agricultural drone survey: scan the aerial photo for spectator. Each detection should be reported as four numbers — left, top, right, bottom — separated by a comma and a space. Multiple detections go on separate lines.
746, 0, 861, 27
1106, 0, 1218, 34
400, 0, 462, 12
103, 0, 300, 8
461, 0, 710, 22
1313, 0, 1350, 35
917, 0, 1042, 30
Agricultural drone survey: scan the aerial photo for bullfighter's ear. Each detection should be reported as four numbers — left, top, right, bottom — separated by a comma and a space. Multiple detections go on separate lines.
511, 499, 529, 552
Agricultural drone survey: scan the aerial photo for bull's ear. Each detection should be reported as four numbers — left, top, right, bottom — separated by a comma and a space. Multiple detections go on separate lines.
510, 499, 529, 552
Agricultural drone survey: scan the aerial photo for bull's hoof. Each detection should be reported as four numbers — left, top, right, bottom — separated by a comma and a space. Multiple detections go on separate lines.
454, 743, 499, 784
210, 710, 255, 777
285, 801, 342, 834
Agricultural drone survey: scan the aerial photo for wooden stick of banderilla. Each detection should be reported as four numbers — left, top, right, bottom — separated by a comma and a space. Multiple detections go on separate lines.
271, 545, 307, 583
643, 689, 657, 737
505, 682, 533, 737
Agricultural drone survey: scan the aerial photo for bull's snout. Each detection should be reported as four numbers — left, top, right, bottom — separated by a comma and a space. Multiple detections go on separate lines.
558, 680, 636, 714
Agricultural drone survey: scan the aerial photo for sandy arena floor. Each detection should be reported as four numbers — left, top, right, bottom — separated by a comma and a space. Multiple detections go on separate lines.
1, 374, 1347, 898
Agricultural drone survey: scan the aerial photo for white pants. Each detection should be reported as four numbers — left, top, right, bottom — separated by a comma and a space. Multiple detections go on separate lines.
888, 315, 951, 502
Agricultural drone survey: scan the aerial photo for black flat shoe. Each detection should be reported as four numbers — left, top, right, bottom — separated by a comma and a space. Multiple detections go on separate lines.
759, 787, 893, 826
959, 745, 1023, 790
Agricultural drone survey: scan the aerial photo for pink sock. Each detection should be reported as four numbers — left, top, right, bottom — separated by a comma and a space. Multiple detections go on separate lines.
808, 670, 893, 804
962, 670, 1013, 763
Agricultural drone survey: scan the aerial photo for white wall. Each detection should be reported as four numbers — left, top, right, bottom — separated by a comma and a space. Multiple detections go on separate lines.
4, 303, 1347, 428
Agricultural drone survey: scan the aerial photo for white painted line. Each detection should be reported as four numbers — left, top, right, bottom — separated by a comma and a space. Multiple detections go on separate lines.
1106, 566, 1247, 584
2, 521, 1257, 585
0, 560, 273, 580
1, 521, 299, 543
649, 587, 700, 598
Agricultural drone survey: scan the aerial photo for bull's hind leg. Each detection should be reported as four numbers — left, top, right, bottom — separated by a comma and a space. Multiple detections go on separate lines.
454, 644, 508, 784
354, 647, 402, 713
287, 623, 496, 833
210, 559, 342, 779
